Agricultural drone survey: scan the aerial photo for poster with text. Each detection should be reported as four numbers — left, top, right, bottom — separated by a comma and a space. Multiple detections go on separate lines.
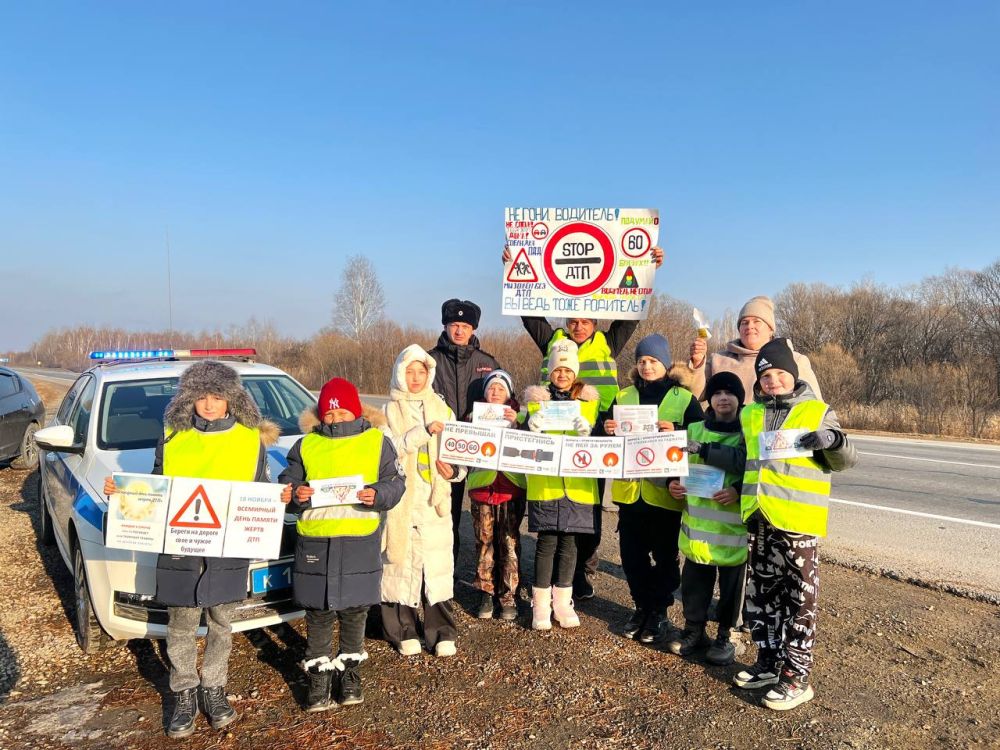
622, 431, 689, 479
558, 437, 624, 478
497, 430, 563, 476
163, 477, 231, 557
221, 482, 286, 560
439, 422, 503, 470
106, 473, 171, 553
502, 208, 659, 320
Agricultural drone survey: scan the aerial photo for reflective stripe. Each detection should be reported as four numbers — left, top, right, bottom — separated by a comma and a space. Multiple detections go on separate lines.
685, 503, 743, 524
757, 483, 830, 507
578, 360, 615, 371
417, 444, 432, 483
680, 523, 747, 549
577, 376, 619, 386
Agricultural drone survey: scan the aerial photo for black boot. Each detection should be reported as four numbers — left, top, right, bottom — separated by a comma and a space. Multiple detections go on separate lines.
638, 610, 670, 644
334, 657, 364, 706
475, 591, 495, 619
166, 688, 198, 739
621, 608, 647, 639
667, 624, 710, 656
200, 686, 238, 730
303, 660, 334, 713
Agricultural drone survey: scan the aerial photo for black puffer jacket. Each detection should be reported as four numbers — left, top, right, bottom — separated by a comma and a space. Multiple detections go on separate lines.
428, 331, 500, 420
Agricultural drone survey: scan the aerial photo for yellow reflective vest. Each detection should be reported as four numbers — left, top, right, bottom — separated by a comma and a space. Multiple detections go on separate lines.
297, 428, 383, 538
741, 400, 831, 537
524, 399, 600, 506
540, 330, 618, 411
610, 385, 695, 511
162, 423, 260, 481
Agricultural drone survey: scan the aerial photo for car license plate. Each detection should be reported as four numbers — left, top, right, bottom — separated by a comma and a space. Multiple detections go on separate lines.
251, 562, 293, 595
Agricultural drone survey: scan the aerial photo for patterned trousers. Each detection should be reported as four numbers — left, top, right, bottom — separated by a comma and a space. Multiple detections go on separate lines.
470, 498, 525, 605
745, 514, 820, 678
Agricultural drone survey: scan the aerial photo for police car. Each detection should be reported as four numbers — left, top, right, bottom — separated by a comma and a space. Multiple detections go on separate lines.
33, 349, 313, 653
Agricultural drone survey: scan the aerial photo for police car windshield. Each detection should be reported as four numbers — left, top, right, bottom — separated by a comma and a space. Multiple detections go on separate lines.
97, 374, 315, 451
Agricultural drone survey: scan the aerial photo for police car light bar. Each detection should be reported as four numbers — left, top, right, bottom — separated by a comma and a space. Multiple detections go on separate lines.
89, 348, 257, 360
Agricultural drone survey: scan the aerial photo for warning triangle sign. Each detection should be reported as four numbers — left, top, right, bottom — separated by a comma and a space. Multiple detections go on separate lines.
506, 249, 539, 282
169, 484, 222, 529
619, 266, 638, 289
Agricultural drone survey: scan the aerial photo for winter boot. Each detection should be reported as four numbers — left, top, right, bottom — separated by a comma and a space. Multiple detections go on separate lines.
639, 610, 671, 644
498, 595, 518, 621
762, 669, 814, 710
166, 687, 198, 739
333, 653, 367, 706
732, 648, 782, 689
301, 656, 335, 712
475, 592, 495, 619
667, 625, 710, 656
706, 630, 737, 665
621, 608, 647, 639
200, 686, 238, 730
531, 586, 553, 631
551, 585, 580, 628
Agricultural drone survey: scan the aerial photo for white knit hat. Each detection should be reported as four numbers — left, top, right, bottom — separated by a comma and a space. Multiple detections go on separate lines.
547, 340, 580, 377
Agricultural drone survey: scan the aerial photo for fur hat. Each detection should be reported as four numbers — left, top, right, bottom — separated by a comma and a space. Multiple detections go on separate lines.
547, 339, 580, 378
738, 295, 776, 332
755, 338, 798, 381
164, 360, 263, 432
441, 298, 481, 328
705, 371, 746, 404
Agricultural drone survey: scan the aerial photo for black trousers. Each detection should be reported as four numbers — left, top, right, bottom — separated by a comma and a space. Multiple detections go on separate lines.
573, 478, 604, 582
451, 480, 466, 565
617, 501, 681, 612
534, 531, 578, 588
305, 605, 368, 659
680, 559, 745, 635
381, 588, 457, 650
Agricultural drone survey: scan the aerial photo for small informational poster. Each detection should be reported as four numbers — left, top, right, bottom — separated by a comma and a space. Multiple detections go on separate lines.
439, 422, 503, 470
759, 429, 812, 460
558, 437, 624, 478
623, 431, 689, 479
538, 400, 581, 431
105, 473, 171, 553
163, 477, 231, 557
682, 464, 726, 498
221, 482, 286, 560
471, 402, 513, 427
613, 405, 658, 434
497, 430, 563, 476
310, 476, 365, 508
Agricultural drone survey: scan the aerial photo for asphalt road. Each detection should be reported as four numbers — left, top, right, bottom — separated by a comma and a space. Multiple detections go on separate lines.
16, 368, 1000, 598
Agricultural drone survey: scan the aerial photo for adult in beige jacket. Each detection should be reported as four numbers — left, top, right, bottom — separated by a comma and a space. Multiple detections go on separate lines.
687, 296, 822, 404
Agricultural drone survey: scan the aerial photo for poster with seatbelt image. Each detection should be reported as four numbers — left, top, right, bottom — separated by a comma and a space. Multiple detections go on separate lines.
502, 208, 659, 320
622, 431, 689, 479
163, 477, 231, 557
439, 422, 503, 470
558, 436, 625, 479
496, 430, 563, 476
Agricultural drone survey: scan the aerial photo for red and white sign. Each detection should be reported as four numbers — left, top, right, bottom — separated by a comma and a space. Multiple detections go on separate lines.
439, 422, 503, 470
505, 248, 539, 282
622, 431, 689, 479
163, 477, 231, 557
559, 437, 625, 478
542, 222, 615, 297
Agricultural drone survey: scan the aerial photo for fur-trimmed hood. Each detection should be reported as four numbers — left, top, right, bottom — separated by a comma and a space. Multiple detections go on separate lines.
164, 360, 266, 433
521, 383, 600, 404
298, 403, 386, 434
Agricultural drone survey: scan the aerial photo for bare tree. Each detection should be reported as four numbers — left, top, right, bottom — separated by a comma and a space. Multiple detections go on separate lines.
332, 255, 386, 344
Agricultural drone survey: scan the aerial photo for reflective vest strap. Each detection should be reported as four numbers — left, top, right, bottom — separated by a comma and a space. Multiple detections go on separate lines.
679, 523, 747, 549
684, 503, 743, 525
417, 443, 432, 483
162, 424, 260, 481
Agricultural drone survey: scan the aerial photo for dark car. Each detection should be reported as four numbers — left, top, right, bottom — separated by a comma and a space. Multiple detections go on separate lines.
0, 367, 46, 469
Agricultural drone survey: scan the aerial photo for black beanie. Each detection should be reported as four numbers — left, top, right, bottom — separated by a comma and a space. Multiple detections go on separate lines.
705, 371, 746, 404
441, 298, 481, 328
755, 338, 798, 382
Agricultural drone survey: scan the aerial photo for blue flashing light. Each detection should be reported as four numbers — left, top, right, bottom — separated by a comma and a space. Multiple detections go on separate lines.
89, 350, 175, 360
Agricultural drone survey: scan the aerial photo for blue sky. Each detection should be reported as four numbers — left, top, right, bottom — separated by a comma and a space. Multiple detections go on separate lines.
1, 2, 997, 350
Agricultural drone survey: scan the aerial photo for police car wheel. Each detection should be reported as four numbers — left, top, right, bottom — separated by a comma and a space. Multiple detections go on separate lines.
73, 546, 106, 654
38, 473, 55, 546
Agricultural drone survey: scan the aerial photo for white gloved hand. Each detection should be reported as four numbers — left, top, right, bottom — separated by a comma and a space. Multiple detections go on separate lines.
527, 413, 545, 433
573, 416, 591, 436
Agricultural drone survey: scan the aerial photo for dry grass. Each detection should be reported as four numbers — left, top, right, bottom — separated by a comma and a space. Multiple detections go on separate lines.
840, 401, 1000, 441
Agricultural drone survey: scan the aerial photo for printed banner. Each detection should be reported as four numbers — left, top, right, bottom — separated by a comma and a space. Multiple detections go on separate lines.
612, 405, 658, 434
310, 476, 365, 508
558, 437, 624, 478
163, 477, 231, 557
106, 473, 171, 553
502, 207, 659, 320
497, 430, 563, 476
622, 431, 689, 479
439, 422, 503, 470
221, 482, 286, 560
682, 464, 726, 498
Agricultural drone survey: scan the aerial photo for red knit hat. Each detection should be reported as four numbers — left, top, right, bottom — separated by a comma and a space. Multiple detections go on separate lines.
318, 378, 362, 419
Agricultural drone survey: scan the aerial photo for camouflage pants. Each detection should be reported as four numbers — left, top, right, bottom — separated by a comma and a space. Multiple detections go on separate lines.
471, 498, 526, 605
746, 515, 820, 678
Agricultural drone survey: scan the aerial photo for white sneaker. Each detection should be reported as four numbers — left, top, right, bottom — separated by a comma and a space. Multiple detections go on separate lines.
434, 640, 457, 657
398, 638, 421, 656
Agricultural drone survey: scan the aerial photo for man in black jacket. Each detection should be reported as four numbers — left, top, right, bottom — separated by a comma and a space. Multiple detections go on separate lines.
428, 298, 501, 565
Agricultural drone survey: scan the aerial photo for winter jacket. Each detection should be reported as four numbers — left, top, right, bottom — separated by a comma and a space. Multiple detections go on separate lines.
428, 331, 500, 420
278, 410, 404, 611
521, 382, 601, 534
153, 414, 278, 608
687, 338, 822, 405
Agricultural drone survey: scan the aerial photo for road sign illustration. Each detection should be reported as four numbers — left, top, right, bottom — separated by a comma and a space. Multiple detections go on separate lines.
506, 248, 539, 282
572, 450, 592, 469
621, 227, 652, 258
169, 484, 222, 529
531, 222, 549, 240
635, 447, 656, 467
543, 222, 615, 296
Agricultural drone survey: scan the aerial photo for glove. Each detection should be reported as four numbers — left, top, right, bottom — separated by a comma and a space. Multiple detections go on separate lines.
527, 413, 545, 433
797, 429, 838, 451
685, 439, 703, 455
573, 416, 591, 436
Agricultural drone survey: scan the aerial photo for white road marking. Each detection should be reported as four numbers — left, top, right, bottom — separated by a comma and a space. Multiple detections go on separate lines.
859, 451, 1000, 470
852, 434, 1000, 452
831, 497, 1000, 530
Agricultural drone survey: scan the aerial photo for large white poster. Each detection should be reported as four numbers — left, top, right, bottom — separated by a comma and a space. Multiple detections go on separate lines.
502, 208, 659, 320
221, 482, 286, 560
558, 437, 624, 479
106, 473, 171, 553
622, 431, 689, 479
163, 477, 231, 557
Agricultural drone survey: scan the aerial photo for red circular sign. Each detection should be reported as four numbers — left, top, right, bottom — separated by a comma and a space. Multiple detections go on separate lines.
532, 222, 549, 240
621, 227, 651, 258
543, 222, 615, 296
572, 450, 592, 468
636, 447, 655, 467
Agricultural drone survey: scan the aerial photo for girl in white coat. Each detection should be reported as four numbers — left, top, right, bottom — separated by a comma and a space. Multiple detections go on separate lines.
381, 345, 466, 657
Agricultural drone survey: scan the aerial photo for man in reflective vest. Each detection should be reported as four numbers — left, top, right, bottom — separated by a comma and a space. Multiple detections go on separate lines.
693, 339, 856, 711
279, 378, 404, 712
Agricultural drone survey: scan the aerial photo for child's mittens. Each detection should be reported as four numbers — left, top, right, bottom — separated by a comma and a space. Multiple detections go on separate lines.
527, 412, 545, 432
798, 429, 840, 450
572, 416, 591, 436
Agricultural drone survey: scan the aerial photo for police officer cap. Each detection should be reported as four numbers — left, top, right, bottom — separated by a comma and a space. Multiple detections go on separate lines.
441, 298, 481, 328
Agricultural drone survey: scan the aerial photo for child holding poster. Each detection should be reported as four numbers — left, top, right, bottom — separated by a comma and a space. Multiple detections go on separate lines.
278, 377, 403, 712
466, 369, 527, 621
103, 361, 277, 739
689, 339, 856, 710
522, 340, 600, 631
601, 334, 704, 645
380, 345, 467, 657
665, 371, 746, 665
